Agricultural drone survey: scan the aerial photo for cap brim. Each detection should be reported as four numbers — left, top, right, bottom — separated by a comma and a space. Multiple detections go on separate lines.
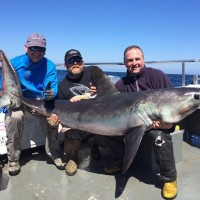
26, 41, 46, 48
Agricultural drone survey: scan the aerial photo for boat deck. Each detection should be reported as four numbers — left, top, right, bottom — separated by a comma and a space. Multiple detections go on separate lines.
1, 140, 200, 200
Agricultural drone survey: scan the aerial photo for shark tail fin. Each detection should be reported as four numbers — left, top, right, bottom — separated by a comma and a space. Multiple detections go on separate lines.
0, 50, 22, 107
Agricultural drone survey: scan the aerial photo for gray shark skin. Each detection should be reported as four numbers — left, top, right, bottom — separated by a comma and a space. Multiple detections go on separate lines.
1, 50, 200, 174
0, 50, 22, 107
19, 87, 200, 173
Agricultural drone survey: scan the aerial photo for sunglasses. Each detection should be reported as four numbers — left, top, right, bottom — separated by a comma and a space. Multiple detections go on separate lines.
67, 57, 82, 65
28, 46, 46, 52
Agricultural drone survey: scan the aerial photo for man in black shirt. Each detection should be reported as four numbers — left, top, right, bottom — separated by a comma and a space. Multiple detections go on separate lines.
58, 49, 118, 176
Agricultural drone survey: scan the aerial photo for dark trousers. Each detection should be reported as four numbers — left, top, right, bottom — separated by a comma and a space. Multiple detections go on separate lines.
96, 129, 177, 182
149, 129, 177, 182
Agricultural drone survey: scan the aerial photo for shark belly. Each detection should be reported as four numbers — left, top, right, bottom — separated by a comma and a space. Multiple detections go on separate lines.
56, 105, 146, 136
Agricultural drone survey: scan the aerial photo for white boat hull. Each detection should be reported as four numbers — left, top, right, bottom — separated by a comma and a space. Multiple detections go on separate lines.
0, 111, 64, 155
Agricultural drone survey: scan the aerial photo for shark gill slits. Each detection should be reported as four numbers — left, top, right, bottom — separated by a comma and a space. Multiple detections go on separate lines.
194, 94, 200, 100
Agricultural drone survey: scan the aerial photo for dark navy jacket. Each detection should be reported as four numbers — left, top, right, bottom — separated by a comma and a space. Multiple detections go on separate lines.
115, 66, 173, 92
115, 66, 175, 132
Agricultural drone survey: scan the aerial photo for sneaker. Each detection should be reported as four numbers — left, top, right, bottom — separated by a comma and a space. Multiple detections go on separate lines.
54, 158, 65, 170
104, 164, 122, 175
8, 161, 20, 176
65, 160, 78, 176
162, 180, 177, 199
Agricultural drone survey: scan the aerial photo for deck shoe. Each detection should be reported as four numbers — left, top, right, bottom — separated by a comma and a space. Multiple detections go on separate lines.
65, 160, 78, 176
104, 164, 122, 175
8, 161, 20, 176
54, 158, 65, 170
162, 180, 177, 199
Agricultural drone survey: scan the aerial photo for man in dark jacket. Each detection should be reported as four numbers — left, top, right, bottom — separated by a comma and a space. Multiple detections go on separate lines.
114, 45, 177, 200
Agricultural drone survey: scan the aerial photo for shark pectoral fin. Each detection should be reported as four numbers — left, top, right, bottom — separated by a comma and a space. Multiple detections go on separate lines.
122, 126, 146, 174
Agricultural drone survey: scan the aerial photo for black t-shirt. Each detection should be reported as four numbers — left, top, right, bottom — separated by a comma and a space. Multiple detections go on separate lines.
58, 65, 118, 100
58, 66, 95, 100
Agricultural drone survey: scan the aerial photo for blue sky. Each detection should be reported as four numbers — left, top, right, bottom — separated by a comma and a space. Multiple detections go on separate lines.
1, 0, 200, 74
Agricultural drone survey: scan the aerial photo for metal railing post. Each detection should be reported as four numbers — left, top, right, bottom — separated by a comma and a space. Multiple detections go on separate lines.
182, 62, 185, 87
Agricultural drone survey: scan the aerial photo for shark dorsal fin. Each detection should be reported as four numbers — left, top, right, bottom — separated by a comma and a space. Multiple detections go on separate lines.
90, 66, 119, 97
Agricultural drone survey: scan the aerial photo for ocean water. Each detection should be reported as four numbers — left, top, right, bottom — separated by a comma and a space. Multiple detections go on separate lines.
57, 70, 194, 87
0, 69, 194, 88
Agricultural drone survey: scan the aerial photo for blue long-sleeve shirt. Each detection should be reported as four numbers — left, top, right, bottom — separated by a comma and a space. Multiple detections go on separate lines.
7, 53, 58, 99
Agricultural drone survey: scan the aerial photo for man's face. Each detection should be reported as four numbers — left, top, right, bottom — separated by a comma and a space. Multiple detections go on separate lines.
124, 48, 144, 74
25, 45, 45, 63
65, 56, 84, 76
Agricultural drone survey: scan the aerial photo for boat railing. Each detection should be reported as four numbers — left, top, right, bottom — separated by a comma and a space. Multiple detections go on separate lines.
145, 59, 200, 87
56, 59, 200, 87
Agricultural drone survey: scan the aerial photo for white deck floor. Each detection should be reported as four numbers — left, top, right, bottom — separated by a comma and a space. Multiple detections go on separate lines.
1, 141, 200, 200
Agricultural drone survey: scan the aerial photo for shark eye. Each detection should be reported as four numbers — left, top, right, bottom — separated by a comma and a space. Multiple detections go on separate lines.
194, 94, 200, 100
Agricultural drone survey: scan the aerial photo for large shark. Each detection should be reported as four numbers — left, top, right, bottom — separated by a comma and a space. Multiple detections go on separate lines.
1, 49, 200, 174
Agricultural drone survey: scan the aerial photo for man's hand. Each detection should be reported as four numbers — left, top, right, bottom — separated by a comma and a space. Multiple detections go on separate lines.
47, 113, 60, 127
44, 82, 54, 100
90, 82, 97, 96
45, 89, 54, 100
9, 94, 21, 109
70, 94, 91, 102
152, 118, 173, 129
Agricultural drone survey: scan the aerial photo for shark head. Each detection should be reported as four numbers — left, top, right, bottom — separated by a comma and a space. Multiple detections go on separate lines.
156, 88, 200, 123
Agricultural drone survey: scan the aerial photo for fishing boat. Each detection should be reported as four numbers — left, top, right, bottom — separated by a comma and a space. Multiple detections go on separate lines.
0, 59, 200, 200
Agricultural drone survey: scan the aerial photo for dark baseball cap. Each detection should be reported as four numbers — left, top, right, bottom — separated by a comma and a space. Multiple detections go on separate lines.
64, 49, 82, 63
26, 33, 46, 48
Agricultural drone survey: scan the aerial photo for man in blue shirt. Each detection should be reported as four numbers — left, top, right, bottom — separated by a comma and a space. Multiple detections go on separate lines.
5, 33, 64, 176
